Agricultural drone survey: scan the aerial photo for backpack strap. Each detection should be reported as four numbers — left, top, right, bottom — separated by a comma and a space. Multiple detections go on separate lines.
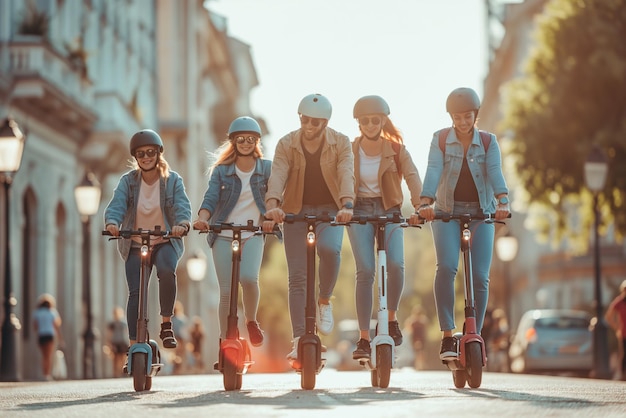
438, 128, 492, 153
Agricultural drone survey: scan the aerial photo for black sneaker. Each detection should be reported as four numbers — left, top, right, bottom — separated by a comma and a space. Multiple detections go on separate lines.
246, 321, 264, 347
160, 321, 177, 349
440, 336, 458, 360
389, 320, 403, 346
352, 338, 371, 360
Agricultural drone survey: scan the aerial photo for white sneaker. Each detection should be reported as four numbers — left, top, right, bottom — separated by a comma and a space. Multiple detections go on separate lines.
316, 302, 334, 335
286, 336, 300, 360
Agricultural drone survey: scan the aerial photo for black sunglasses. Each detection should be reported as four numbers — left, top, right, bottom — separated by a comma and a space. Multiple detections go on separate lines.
300, 115, 324, 127
135, 149, 159, 158
358, 116, 382, 126
233, 135, 259, 144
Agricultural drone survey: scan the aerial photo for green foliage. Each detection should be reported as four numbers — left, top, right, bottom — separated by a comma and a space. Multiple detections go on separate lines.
500, 0, 626, 249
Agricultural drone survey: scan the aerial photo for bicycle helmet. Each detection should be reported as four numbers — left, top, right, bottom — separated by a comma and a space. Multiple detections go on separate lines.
353, 95, 390, 118
445, 87, 481, 114
129, 129, 164, 155
297, 93, 332, 119
228, 116, 262, 138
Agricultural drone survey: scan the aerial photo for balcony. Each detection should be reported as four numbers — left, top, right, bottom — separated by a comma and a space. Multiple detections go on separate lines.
4, 36, 97, 142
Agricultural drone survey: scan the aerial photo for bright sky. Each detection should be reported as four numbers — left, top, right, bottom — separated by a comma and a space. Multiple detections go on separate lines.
208, 0, 491, 175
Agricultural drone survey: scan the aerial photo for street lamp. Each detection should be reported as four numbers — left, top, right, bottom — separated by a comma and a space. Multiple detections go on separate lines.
74, 172, 101, 379
187, 250, 207, 282
584, 145, 611, 379
0, 117, 25, 381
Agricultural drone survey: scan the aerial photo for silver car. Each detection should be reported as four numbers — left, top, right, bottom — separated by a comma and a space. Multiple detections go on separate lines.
509, 309, 592, 376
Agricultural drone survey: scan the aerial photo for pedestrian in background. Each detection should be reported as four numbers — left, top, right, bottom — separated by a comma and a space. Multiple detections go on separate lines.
107, 306, 130, 377
405, 306, 428, 370
189, 315, 206, 373
263, 93, 355, 362
348, 95, 422, 360
33, 294, 62, 380
605, 279, 626, 380
171, 300, 190, 374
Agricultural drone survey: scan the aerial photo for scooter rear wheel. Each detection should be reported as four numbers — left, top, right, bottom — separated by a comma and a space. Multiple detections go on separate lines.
132, 353, 148, 392
466, 342, 483, 388
223, 348, 239, 391
376, 345, 392, 388
301, 344, 317, 390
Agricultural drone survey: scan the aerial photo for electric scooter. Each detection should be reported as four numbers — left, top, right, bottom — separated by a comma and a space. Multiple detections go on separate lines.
197, 220, 274, 391
428, 213, 507, 389
340, 213, 419, 388
284, 213, 334, 390
103, 226, 183, 392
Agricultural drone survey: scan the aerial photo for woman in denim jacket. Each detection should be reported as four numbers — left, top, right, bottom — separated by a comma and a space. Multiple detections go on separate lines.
348, 95, 423, 360
104, 129, 192, 356
193, 117, 275, 347
416, 88, 510, 361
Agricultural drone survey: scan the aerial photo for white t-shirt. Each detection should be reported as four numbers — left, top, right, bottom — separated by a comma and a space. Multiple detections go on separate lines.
358, 146, 381, 197
134, 178, 165, 245
222, 166, 261, 239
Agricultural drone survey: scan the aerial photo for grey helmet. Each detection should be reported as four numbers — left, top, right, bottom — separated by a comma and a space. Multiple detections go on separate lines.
445, 87, 481, 114
353, 95, 390, 118
228, 116, 262, 138
129, 129, 164, 156
297, 93, 332, 119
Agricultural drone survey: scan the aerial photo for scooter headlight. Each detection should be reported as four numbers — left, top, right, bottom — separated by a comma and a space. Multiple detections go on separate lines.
141, 245, 148, 256
232, 240, 240, 252
462, 230, 471, 241
307, 232, 315, 243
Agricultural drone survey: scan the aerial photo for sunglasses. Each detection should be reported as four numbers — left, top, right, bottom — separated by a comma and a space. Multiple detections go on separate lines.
300, 115, 324, 127
233, 135, 259, 144
358, 116, 382, 126
135, 149, 159, 158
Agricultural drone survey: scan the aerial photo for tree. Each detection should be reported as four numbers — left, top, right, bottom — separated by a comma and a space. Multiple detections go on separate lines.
501, 0, 626, 250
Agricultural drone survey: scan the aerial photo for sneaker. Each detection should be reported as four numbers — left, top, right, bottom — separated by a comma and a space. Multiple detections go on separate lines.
316, 302, 334, 335
440, 336, 458, 360
246, 321, 264, 347
286, 336, 300, 360
160, 321, 177, 349
352, 338, 371, 360
388, 320, 403, 346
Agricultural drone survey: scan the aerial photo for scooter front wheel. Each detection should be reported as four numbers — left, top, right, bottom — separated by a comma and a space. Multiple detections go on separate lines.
222, 348, 239, 391
466, 341, 483, 388
132, 352, 148, 392
300, 344, 317, 390
376, 345, 392, 388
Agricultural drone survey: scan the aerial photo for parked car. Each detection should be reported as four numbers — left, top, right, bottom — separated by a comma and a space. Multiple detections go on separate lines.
509, 309, 592, 377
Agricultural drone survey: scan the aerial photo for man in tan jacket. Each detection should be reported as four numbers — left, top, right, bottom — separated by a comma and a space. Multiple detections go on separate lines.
264, 93, 355, 362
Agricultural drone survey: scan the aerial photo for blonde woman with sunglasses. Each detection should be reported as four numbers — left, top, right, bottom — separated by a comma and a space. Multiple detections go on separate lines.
193, 116, 277, 348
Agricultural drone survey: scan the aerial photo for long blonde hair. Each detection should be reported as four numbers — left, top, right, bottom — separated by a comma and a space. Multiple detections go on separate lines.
206, 138, 264, 175
129, 154, 171, 178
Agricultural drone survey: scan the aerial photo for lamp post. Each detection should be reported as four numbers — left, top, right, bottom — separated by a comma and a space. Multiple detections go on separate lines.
74, 172, 101, 379
187, 250, 208, 282
584, 145, 611, 379
496, 230, 518, 372
0, 117, 25, 381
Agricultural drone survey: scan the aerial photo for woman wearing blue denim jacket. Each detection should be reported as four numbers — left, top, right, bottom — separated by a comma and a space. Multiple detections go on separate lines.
348, 95, 423, 361
104, 129, 192, 356
415, 88, 510, 360
193, 117, 276, 347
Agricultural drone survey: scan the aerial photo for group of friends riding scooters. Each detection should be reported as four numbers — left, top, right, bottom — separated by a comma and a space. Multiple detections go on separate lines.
103, 88, 511, 391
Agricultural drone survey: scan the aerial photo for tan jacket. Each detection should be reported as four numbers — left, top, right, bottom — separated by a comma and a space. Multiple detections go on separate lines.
266, 127, 355, 214
352, 136, 423, 210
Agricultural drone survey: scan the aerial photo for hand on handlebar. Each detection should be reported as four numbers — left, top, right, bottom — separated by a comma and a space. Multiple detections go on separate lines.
261, 219, 277, 233
192, 219, 210, 232
170, 224, 188, 237
264, 207, 285, 224
106, 224, 120, 237
415, 206, 434, 223
336, 207, 353, 223
494, 204, 510, 221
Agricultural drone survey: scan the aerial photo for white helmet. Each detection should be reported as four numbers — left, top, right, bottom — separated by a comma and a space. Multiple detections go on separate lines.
297, 93, 332, 119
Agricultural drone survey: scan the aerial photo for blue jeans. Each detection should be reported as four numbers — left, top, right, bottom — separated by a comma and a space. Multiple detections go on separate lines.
124, 242, 179, 340
347, 197, 404, 332
283, 204, 343, 338
431, 202, 494, 333
212, 234, 264, 339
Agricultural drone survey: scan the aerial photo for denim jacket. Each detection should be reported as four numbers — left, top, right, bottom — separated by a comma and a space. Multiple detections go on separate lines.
104, 170, 192, 261
421, 128, 509, 214
199, 158, 279, 247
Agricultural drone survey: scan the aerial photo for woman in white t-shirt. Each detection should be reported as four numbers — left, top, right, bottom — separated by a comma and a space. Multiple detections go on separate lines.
193, 117, 276, 348
33, 294, 62, 380
348, 96, 423, 361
